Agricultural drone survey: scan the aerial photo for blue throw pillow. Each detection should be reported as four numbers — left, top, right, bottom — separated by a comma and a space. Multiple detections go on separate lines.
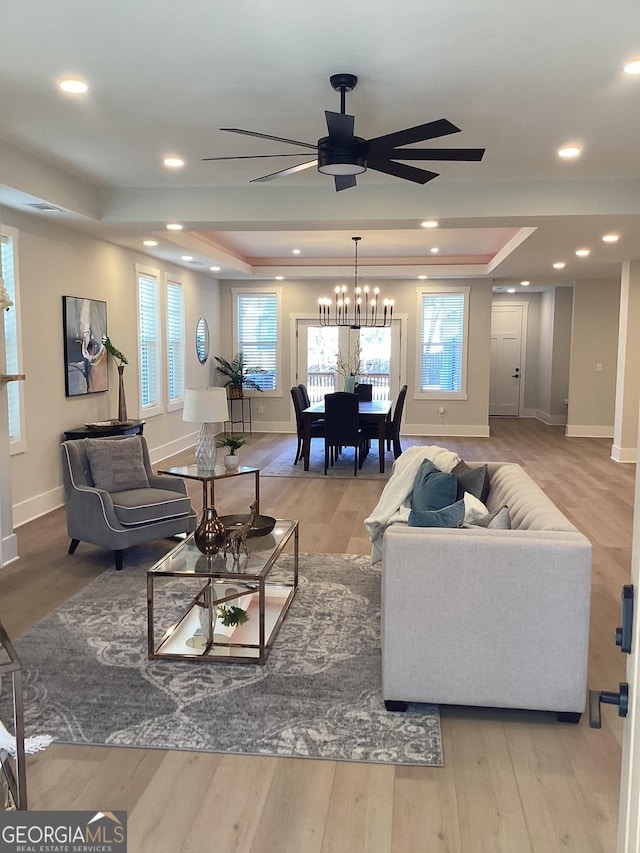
408, 499, 465, 528
411, 459, 458, 512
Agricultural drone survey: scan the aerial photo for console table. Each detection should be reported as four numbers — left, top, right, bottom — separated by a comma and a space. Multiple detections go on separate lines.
63, 419, 145, 440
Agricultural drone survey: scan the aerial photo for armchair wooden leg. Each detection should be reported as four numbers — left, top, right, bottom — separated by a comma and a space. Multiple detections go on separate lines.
68, 539, 80, 555
114, 550, 124, 571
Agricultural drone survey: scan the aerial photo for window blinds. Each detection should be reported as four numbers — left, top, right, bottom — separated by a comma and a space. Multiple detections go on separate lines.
2, 234, 22, 443
138, 272, 161, 409
165, 279, 184, 404
236, 293, 278, 391
419, 292, 465, 393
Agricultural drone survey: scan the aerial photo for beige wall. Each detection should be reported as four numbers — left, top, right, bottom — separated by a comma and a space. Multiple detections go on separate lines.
4, 209, 220, 526
567, 278, 620, 435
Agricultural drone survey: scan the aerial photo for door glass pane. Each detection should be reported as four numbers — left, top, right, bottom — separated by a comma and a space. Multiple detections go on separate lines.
358, 327, 390, 400
306, 326, 338, 402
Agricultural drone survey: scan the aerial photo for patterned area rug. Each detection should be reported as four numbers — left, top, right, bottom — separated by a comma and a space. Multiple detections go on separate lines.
261, 437, 403, 479
12, 547, 442, 766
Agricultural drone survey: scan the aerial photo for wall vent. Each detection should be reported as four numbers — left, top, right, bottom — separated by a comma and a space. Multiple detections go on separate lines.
27, 202, 63, 212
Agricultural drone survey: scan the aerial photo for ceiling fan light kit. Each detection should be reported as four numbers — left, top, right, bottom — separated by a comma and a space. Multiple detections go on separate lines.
204, 73, 485, 192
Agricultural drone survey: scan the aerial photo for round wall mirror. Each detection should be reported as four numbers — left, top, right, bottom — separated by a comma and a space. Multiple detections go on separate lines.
195, 317, 210, 364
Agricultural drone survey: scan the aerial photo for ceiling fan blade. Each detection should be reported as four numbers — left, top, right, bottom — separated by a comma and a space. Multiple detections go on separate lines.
202, 153, 317, 161
325, 110, 355, 141
381, 147, 486, 162
334, 174, 357, 191
367, 159, 439, 185
220, 127, 318, 151
368, 119, 461, 152
250, 159, 318, 183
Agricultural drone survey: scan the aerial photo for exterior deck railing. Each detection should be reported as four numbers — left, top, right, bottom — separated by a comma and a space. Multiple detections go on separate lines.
306, 373, 390, 403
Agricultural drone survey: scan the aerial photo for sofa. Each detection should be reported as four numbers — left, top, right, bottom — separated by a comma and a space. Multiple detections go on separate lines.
371, 453, 593, 721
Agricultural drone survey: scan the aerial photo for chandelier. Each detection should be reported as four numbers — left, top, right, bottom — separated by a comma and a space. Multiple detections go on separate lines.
318, 236, 394, 329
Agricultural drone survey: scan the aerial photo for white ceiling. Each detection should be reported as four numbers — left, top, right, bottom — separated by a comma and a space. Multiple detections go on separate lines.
0, 0, 639, 288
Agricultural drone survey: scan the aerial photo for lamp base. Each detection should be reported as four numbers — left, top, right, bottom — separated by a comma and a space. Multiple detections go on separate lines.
195, 423, 217, 471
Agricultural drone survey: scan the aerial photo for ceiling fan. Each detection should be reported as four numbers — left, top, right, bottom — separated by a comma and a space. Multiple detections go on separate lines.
202, 73, 485, 191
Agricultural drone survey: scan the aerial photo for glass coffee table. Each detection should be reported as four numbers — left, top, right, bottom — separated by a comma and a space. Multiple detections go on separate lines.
147, 519, 298, 665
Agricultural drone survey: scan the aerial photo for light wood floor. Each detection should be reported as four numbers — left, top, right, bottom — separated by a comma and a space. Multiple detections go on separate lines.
2, 418, 632, 852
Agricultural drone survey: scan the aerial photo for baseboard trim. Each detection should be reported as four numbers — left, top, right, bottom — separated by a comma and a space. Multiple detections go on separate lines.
404, 423, 490, 438
535, 410, 567, 426
149, 431, 199, 466
611, 444, 637, 463
13, 485, 65, 529
0, 532, 19, 568
566, 425, 614, 438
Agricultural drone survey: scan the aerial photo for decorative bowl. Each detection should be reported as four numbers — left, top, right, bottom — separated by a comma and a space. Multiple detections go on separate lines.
218, 514, 276, 538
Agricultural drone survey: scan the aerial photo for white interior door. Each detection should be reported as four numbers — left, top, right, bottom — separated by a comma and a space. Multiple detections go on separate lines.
490, 304, 525, 416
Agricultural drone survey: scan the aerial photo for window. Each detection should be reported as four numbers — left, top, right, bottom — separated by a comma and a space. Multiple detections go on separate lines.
137, 265, 162, 417
165, 276, 185, 410
233, 289, 280, 392
2, 226, 25, 452
416, 287, 469, 398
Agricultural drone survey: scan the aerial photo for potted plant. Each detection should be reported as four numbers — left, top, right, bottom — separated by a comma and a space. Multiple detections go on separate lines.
216, 434, 246, 469
214, 353, 265, 399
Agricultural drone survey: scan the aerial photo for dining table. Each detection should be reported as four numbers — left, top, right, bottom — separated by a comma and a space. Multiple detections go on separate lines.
301, 398, 393, 473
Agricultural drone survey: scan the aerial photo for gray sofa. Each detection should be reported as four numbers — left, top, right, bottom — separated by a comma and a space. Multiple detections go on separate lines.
380, 461, 593, 721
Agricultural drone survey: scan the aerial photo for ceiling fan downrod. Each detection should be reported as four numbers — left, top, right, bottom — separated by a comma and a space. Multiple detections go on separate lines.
330, 73, 358, 115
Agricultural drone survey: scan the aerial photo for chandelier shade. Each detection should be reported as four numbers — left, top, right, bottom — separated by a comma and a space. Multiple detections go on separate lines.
318, 236, 394, 329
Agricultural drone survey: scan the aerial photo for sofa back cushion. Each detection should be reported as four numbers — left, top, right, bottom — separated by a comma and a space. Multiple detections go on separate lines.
483, 463, 578, 532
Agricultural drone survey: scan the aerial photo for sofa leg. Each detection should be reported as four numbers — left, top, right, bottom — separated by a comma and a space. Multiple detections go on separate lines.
114, 550, 124, 571
385, 700, 408, 713
68, 539, 80, 555
557, 711, 581, 724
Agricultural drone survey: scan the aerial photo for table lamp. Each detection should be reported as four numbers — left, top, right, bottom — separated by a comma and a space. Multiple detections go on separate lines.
183, 387, 229, 470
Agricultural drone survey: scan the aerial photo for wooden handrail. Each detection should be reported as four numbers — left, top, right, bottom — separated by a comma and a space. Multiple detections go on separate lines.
0, 374, 25, 384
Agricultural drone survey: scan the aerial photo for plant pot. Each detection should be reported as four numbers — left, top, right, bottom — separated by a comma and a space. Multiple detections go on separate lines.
224, 454, 239, 470
229, 386, 244, 399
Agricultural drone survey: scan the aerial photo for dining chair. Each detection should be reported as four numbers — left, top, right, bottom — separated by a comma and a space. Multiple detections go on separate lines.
363, 384, 408, 460
323, 392, 367, 476
355, 383, 373, 401
298, 383, 311, 408
290, 386, 324, 465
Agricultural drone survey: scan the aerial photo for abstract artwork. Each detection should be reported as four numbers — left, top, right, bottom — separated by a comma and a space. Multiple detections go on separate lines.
62, 295, 109, 396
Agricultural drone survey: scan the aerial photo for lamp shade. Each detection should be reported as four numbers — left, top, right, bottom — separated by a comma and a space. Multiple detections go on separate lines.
183, 387, 229, 424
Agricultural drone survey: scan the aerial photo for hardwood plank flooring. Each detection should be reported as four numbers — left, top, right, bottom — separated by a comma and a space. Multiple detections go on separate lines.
2, 418, 631, 852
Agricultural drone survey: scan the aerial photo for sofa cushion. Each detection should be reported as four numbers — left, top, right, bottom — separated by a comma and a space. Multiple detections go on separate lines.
408, 499, 465, 528
411, 459, 458, 512
111, 488, 193, 526
453, 461, 490, 503
460, 505, 511, 529
84, 436, 150, 492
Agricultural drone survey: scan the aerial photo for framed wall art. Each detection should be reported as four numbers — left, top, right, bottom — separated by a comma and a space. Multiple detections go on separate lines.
62, 295, 109, 396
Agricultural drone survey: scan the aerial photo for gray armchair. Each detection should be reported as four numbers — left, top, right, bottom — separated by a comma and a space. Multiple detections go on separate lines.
61, 435, 197, 570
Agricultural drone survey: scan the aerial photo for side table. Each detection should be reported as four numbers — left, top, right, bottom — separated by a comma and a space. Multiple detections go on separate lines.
157, 464, 260, 517
63, 419, 145, 441
227, 397, 252, 434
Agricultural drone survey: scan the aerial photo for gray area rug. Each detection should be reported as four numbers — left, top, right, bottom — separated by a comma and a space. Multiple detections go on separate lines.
12, 547, 442, 766
261, 437, 402, 479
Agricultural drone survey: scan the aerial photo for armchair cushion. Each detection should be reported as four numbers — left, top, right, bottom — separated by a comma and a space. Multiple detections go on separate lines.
84, 436, 149, 492
111, 487, 193, 526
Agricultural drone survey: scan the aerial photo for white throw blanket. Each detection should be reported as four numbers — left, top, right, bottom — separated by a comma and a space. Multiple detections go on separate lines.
364, 445, 461, 563
0, 719, 52, 759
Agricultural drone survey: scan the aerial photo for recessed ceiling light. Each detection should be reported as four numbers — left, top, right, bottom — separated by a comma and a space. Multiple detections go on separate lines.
520, 280, 530, 286
623, 59, 640, 75
143, 240, 158, 247
59, 79, 88, 94
210, 266, 221, 272
576, 248, 590, 257
602, 233, 619, 243
292, 249, 301, 255
418, 275, 428, 280
166, 223, 183, 231
163, 157, 185, 169
421, 220, 439, 228
507, 288, 516, 294
430, 247, 439, 254
553, 262, 566, 269
558, 146, 582, 159
181, 255, 193, 261
275, 276, 284, 280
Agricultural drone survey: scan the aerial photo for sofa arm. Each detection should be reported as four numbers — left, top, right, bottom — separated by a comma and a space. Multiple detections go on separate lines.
147, 473, 188, 494
381, 525, 592, 713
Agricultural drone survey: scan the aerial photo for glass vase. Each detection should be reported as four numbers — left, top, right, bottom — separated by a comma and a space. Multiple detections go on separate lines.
117, 364, 128, 422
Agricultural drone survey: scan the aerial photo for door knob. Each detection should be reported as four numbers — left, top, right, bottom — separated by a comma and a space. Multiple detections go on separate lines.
588, 683, 629, 729
615, 584, 634, 654
511, 368, 520, 379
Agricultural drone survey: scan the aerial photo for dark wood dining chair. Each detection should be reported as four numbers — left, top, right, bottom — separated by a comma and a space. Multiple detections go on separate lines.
290, 386, 324, 465
323, 392, 367, 476
363, 384, 408, 460
298, 383, 311, 408
355, 383, 373, 401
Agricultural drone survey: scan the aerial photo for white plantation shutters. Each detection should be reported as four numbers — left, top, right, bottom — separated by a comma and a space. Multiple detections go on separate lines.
165, 278, 185, 407
418, 289, 469, 397
137, 267, 162, 415
235, 291, 279, 391
2, 228, 24, 449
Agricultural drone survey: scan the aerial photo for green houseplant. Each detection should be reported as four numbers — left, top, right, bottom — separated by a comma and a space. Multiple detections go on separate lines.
216, 434, 246, 469
214, 353, 265, 398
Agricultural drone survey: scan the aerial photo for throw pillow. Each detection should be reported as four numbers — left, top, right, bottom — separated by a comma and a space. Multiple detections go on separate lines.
459, 505, 511, 529
452, 461, 491, 503
463, 492, 489, 523
84, 436, 150, 492
411, 459, 458, 513
408, 499, 465, 528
